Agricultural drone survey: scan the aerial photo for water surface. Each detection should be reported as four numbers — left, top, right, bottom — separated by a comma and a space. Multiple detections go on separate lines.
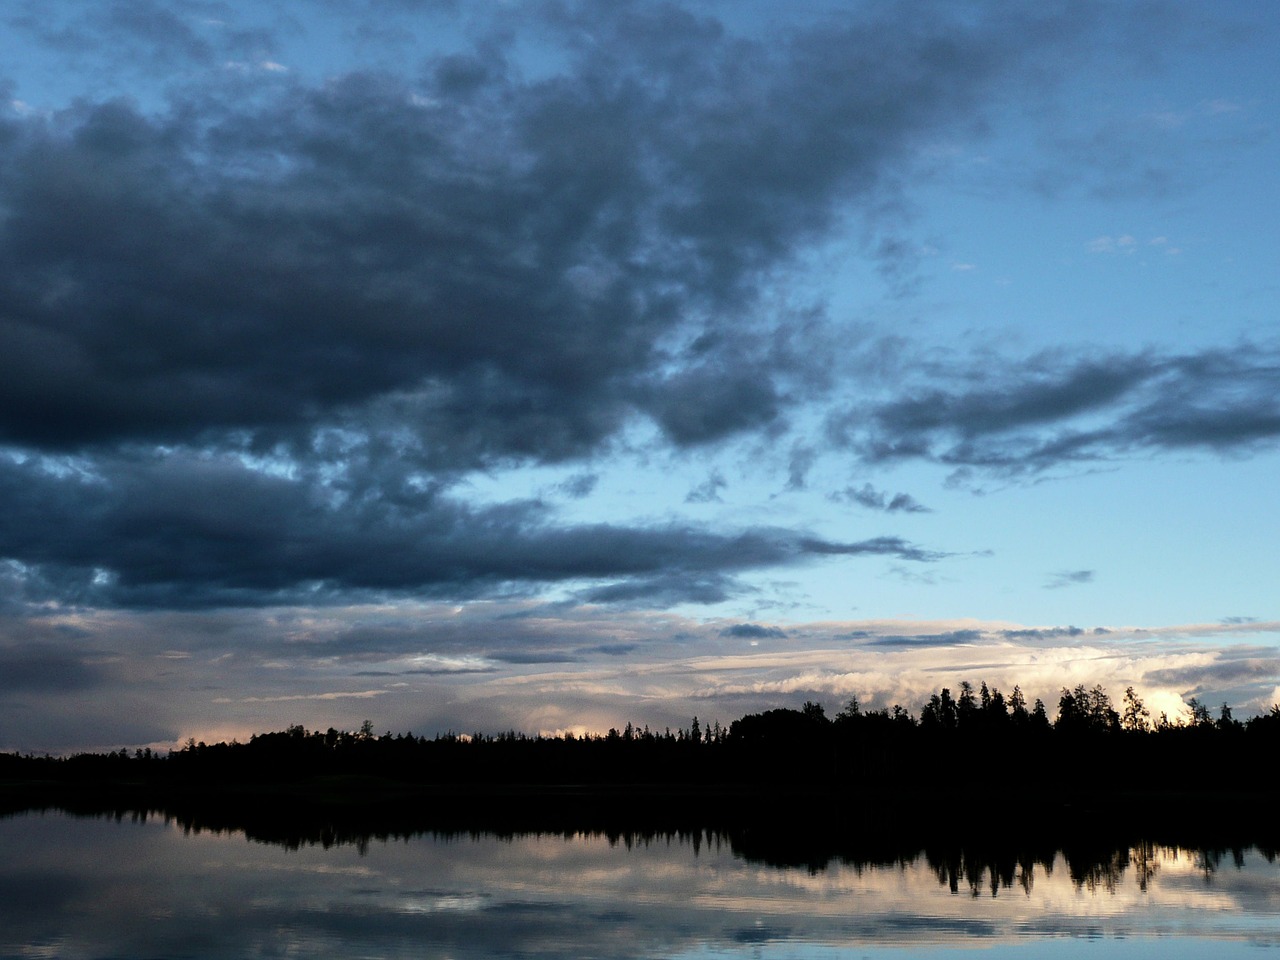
2, 810, 1278, 958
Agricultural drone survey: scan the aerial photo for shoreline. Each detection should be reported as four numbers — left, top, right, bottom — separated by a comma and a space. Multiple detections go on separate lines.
4, 776, 1277, 854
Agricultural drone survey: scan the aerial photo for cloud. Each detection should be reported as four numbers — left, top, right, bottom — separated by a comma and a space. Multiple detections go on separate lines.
7, 0, 216, 71
831, 345, 1280, 475
489, 650, 580, 665
0, 1, 1257, 618
577, 643, 638, 657
685, 470, 728, 504
1142, 657, 1280, 690
3, 601, 1277, 752
721, 624, 787, 640
574, 574, 743, 608
0, 2, 1043, 461
786, 445, 818, 491
866, 629, 983, 649
1203, 98, 1243, 115
0, 451, 948, 610
0, 1, 1063, 615
831, 483, 931, 513
215, 690, 389, 704
0, 1, 1274, 756
1044, 570, 1095, 590
0, 645, 103, 693
999, 626, 1106, 641
1086, 234, 1137, 254
556, 473, 599, 500
885, 564, 942, 587
797, 537, 944, 563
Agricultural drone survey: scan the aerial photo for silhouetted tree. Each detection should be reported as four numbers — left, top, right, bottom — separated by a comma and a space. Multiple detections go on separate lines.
1121, 687, 1150, 733
921, 688, 959, 732
984, 686, 1008, 728
1187, 698, 1212, 728
1054, 684, 1116, 734
1009, 686, 1029, 728
1086, 685, 1120, 733
14, 677, 1279, 803
1217, 703, 1241, 733
1030, 698, 1050, 732
957, 681, 978, 728
1056, 685, 1088, 733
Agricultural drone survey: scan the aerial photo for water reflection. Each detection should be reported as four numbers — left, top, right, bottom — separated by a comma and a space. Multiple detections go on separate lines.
2, 809, 1278, 959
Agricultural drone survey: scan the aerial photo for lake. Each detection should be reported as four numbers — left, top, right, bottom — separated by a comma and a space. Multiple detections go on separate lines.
2, 808, 1278, 958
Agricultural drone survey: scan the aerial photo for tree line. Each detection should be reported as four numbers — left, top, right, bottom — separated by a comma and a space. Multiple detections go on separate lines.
4, 680, 1277, 798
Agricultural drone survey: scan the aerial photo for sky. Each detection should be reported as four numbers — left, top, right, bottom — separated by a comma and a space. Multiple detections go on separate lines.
1, 0, 1278, 754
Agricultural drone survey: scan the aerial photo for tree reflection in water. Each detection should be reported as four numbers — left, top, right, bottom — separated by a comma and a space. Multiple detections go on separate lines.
2, 808, 1278, 960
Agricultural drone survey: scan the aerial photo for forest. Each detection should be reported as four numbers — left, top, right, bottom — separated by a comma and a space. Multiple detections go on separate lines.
4, 681, 1278, 802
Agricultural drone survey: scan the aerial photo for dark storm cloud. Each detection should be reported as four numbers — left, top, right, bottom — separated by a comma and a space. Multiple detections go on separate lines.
0, 1, 1063, 459
0, 452, 940, 608
0, 1, 1226, 613
644, 362, 784, 448
833, 346, 1280, 473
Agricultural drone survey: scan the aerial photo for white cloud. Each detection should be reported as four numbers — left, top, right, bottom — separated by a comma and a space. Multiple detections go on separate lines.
1204, 98, 1242, 115
1087, 235, 1138, 255
223, 60, 288, 75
